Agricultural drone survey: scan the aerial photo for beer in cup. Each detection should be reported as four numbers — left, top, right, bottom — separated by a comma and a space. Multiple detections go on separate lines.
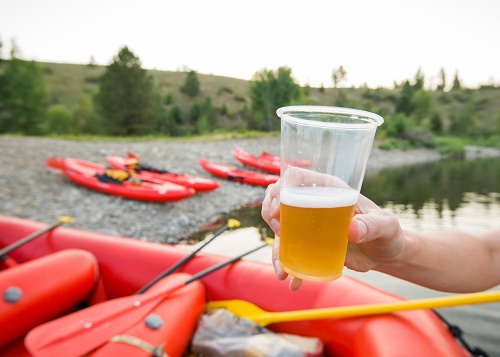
277, 106, 384, 281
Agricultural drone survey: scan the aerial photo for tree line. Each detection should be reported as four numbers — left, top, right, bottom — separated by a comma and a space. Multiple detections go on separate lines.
0, 46, 499, 152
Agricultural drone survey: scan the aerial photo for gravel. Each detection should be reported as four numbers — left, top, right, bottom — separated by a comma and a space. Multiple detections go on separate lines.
0, 136, 443, 243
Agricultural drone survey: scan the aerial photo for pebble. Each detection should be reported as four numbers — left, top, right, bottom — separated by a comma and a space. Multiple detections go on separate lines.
0, 136, 443, 243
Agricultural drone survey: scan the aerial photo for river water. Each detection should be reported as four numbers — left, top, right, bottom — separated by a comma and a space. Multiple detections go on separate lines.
200, 157, 500, 356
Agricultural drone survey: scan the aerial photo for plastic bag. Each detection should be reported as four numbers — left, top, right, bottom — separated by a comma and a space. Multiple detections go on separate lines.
191, 309, 324, 357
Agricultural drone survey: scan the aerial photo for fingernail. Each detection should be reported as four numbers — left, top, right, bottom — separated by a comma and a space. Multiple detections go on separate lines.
289, 276, 303, 291
270, 218, 280, 234
270, 197, 279, 215
274, 260, 283, 277
357, 219, 368, 240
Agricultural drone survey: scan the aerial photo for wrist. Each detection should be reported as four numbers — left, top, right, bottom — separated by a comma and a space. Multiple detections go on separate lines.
373, 230, 420, 273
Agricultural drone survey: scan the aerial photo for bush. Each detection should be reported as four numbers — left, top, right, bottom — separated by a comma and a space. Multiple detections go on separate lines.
474, 135, 500, 148
85, 75, 99, 84
384, 113, 412, 137
220, 103, 228, 116
234, 95, 246, 102
379, 138, 413, 151
218, 86, 233, 95
196, 115, 210, 134
43, 105, 76, 135
164, 93, 173, 105
401, 128, 435, 148
433, 137, 466, 157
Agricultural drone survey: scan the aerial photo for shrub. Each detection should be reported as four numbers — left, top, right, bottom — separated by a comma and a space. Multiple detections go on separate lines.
164, 92, 173, 105
85, 75, 99, 84
218, 86, 233, 95
433, 137, 466, 157
234, 95, 246, 102
43, 104, 76, 135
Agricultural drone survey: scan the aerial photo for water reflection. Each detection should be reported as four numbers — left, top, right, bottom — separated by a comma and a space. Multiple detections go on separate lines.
216, 157, 500, 239
363, 158, 500, 215
361, 158, 500, 233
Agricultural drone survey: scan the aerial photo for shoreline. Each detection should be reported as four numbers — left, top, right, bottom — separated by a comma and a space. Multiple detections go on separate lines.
0, 136, 494, 243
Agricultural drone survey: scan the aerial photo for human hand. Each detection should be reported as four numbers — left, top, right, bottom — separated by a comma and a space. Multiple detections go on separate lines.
262, 179, 405, 290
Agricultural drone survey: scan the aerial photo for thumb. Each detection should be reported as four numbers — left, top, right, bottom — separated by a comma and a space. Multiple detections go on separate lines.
349, 210, 403, 244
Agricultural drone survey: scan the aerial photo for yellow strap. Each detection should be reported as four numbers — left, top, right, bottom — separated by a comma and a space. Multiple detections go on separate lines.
105, 169, 130, 182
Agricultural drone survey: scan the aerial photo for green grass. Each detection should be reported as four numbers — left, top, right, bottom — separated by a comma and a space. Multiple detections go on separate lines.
433, 136, 468, 156
27, 129, 279, 143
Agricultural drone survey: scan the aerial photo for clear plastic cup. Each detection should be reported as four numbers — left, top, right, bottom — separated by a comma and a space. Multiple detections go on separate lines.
277, 106, 384, 281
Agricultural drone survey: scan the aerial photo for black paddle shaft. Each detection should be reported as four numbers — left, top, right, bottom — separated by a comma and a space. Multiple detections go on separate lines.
136, 223, 231, 294
184, 242, 269, 285
0, 221, 64, 261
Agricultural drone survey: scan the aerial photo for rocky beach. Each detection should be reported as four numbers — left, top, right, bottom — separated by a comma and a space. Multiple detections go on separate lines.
0, 135, 444, 243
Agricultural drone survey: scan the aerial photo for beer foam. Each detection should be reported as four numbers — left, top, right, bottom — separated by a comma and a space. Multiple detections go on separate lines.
280, 186, 359, 208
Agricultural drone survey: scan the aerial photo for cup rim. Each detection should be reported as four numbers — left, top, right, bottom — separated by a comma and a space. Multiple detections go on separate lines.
276, 105, 384, 128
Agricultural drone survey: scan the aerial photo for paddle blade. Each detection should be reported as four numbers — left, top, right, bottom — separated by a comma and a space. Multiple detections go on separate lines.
227, 219, 241, 229
57, 216, 73, 223
206, 300, 267, 321
25, 274, 187, 357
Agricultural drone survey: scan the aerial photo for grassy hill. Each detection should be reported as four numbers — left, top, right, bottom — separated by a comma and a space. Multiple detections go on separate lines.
4, 60, 500, 139
40, 62, 250, 116
39, 61, 396, 112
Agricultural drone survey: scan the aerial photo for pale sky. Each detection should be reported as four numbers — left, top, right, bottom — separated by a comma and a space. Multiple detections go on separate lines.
1, 0, 499, 89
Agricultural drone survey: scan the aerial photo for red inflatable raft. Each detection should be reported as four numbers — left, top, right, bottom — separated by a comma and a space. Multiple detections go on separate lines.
0, 215, 473, 357
46, 157, 196, 202
198, 159, 279, 187
233, 147, 281, 174
106, 153, 220, 192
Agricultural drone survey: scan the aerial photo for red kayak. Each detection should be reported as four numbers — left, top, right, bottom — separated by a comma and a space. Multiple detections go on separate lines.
233, 148, 280, 174
0, 215, 473, 356
46, 157, 196, 202
260, 150, 280, 162
106, 153, 220, 192
198, 159, 279, 187
233, 148, 312, 173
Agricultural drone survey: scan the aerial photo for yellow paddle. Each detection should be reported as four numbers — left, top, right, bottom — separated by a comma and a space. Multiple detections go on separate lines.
206, 290, 500, 326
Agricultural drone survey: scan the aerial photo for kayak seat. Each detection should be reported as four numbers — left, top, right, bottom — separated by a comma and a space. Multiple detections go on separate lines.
89, 273, 206, 357
0, 249, 100, 349
227, 174, 245, 182
95, 173, 126, 185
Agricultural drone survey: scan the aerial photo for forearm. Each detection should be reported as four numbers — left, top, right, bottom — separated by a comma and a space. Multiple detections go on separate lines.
375, 229, 500, 293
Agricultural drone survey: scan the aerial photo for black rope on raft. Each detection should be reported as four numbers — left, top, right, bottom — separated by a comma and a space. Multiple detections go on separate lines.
433, 310, 489, 357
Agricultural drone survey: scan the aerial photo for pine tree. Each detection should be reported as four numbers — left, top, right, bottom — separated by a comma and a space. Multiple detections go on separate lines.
94, 47, 158, 136
437, 68, 446, 91
0, 57, 47, 135
451, 71, 462, 91
181, 70, 201, 98
395, 81, 414, 115
413, 68, 425, 90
